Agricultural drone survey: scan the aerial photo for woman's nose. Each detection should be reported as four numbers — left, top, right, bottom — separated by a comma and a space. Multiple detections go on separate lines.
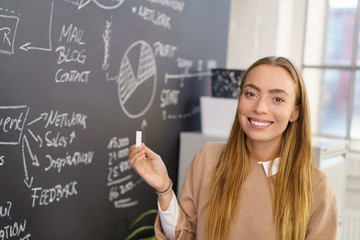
253, 97, 269, 114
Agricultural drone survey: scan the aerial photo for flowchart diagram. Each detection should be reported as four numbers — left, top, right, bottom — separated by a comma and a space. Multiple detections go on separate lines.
0, 0, 230, 238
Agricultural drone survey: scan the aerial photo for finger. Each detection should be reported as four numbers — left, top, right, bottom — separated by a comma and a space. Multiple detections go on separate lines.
128, 144, 143, 158
142, 144, 160, 160
128, 145, 136, 157
129, 149, 145, 166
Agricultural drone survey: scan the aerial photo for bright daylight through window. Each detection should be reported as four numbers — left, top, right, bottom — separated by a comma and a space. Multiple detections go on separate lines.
303, 0, 360, 151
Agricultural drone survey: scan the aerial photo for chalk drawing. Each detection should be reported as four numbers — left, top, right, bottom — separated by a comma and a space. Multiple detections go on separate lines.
113, 197, 138, 208
0, 105, 29, 145
0, 9, 19, 55
21, 135, 39, 188
19, 2, 53, 52
118, 40, 157, 118
164, 71, 211, 84
62, 0, 125, 10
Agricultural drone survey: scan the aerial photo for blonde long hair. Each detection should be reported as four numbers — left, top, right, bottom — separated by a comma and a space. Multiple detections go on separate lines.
205, 56, 313, 240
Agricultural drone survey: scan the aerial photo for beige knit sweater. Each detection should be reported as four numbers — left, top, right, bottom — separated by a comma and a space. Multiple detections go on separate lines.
155, 142, 338, 239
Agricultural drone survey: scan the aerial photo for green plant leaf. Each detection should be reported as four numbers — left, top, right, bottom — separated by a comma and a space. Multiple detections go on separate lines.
129, 209, 158, 229
125, 226, 154, 240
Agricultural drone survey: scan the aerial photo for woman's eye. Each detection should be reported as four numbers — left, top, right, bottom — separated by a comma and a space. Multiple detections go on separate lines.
245, 91, 256, 97
274, 97, 285, 102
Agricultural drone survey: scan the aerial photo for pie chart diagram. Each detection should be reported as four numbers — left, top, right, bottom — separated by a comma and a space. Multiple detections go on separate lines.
118, 40, 157, 118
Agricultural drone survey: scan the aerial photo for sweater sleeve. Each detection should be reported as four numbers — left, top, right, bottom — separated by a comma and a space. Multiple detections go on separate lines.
306, 170, 338, 240
154, 153, 198, 240
154, 143, 223, 240
157, 191, 179, 240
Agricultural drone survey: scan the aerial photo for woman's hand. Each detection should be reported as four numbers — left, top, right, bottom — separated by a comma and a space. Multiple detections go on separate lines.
128, 143, 171, 193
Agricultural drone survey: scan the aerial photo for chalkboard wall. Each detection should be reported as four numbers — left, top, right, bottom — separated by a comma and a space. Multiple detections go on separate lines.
0, 0, 230, 239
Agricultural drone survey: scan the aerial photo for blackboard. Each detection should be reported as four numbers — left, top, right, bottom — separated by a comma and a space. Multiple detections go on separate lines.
0, 0, 230, 239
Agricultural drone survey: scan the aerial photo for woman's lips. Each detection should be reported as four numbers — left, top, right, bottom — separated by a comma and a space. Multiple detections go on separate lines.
248, 118, 273, 128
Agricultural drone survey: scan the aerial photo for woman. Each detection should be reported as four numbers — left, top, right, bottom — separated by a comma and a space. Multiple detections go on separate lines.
129, 56, 338, 240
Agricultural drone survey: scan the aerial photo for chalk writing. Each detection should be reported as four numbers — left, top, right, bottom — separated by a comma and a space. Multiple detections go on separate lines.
30, 180, 78, 207
0, 201, 30, 239
108, 149, 130, 165
112, 178, 143, 208
160, 89, 180, 108
107, 159, 131, 182
55, 68, 90, 83
177, 57, 193, 69
45, 151, 94, 173
0, 105, 29, 145
56, 46, 86, 64
0, 220, 27, 240
0, 202, 12, 219
59, 24, 85, 45
45, 130, 76, 148
162, 105, 200, 120
119, 181, 135, 195
0, 12, 18, 55
153, 41, 177, 58
106, 136, 140, 208
135, 6, 171, 29
20, 234, 31, 240
0, 112, 25, 133
102, 17, 112, 71
145, 0, 185, 12
107, 137, 129, 149
0, 156, 4, 166
56, 22, 90, 83
29, 110, 87, 129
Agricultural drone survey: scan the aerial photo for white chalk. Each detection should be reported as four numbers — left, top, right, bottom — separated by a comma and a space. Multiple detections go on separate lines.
136, 131, 142, 147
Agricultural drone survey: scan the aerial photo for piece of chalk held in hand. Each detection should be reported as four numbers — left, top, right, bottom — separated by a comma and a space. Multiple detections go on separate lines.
136, 131, 142, 147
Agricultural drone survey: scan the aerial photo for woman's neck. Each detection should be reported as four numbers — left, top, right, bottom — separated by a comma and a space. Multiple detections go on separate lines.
246, 138, 280, 162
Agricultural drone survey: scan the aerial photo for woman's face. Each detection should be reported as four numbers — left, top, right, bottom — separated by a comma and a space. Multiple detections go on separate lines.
238, 64, 299, 145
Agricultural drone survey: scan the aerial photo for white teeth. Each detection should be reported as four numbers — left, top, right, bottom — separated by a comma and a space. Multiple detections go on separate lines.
250, 120, 271, 127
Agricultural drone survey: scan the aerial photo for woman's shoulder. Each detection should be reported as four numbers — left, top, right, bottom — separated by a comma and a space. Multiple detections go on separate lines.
308, 166, 338, 235
311, 167, 335, 198
197, 142, 226, 159
192, 142, 226, 168
200, 142, 226, 152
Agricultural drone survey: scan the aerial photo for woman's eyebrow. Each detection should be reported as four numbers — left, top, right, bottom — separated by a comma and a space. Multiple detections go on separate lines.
269, 89, 289, 96
243, 84, 260, 91
244, 84, 289, 96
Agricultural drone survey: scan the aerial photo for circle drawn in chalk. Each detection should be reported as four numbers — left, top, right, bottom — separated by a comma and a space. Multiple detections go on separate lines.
118, 40, 157, 119
92, 0, 125, 9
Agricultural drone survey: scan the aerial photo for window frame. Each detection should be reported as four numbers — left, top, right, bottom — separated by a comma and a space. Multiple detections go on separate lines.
302, 0, 360, 152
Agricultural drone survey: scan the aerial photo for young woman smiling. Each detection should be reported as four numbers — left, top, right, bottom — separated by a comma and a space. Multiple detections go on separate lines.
129, 56, 338, 240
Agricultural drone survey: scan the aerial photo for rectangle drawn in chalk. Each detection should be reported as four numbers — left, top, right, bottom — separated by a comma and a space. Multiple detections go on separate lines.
0, 14, 19, 55
0, 105, 29, 145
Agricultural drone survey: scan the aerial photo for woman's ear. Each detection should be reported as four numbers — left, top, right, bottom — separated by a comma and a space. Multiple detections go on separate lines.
289, 105, 300, 123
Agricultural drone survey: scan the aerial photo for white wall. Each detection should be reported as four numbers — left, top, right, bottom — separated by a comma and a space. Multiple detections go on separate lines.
226, 0, 307, 69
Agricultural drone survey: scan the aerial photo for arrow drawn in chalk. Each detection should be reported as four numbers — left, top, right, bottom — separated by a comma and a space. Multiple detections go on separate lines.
27, 129, 43, 148
19, 2, 53, 52
69, 131, 76, 144
22, 135, 39, 188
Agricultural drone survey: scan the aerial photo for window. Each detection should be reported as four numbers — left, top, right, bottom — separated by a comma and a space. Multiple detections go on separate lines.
303, 0, 360, 151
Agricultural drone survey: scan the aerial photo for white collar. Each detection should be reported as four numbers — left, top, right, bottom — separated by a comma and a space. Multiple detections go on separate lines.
257, 157, 280, 177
